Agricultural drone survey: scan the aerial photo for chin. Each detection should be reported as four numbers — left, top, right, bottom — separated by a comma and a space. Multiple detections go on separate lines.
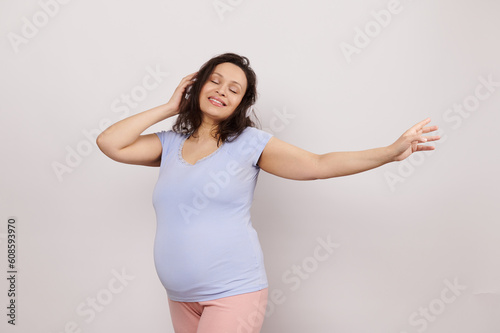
201, 105, 234, 122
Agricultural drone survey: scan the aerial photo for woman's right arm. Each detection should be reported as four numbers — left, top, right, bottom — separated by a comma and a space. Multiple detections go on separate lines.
96, 72, 196, 167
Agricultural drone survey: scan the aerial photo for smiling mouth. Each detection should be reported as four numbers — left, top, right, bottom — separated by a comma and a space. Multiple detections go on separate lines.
208, 97, 226, 107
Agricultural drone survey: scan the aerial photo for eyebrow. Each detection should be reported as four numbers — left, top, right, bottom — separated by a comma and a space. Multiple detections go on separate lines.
212, 72, 243, 89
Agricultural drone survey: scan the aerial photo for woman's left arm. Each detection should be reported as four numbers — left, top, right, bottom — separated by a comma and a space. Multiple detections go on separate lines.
258, 118, 440, 180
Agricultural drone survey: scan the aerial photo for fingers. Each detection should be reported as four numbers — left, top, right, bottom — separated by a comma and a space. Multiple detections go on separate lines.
416, 145, 435, 151
414, 133, 440, 144
176, 72, 198, 91
178, 72, 198, 86
183, 72, 198, 81
410, 118, 439, 137
421, 125, 439, 134
414, 134, 440, 153
403, 118, 440, 157
412, 117, 431, 131
423, 135, 441, 142
183, 71, 197, 78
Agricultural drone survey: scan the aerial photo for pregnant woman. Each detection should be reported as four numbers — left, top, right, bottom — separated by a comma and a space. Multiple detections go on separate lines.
96, 53, 440, 333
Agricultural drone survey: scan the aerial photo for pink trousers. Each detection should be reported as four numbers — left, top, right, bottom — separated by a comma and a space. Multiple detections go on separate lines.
167, 288, 268, 333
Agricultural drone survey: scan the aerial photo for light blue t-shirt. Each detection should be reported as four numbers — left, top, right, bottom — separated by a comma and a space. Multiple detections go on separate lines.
152, 126, 273, 302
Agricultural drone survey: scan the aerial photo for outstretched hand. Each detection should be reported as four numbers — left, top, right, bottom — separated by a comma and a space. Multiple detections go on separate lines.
389, 118, 441, 162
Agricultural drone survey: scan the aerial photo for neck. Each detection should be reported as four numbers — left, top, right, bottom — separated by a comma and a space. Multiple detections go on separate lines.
193, 116, 219, 142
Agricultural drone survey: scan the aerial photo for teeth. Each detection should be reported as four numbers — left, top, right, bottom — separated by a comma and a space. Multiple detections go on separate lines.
209, 98, 224, 106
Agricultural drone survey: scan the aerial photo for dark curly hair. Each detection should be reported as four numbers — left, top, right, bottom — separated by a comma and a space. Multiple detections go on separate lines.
172, 53, 260, 146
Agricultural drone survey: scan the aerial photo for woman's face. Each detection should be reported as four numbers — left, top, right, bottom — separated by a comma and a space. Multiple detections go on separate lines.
199, 62, 248, 123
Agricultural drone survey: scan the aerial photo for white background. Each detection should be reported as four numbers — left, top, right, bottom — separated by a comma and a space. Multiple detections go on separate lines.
1, 0, 499, 332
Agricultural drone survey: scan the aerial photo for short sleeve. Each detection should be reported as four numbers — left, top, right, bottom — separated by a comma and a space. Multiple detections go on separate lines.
226, 127, 272, 168
155, 130, 177, 156
247, 127, 273, 168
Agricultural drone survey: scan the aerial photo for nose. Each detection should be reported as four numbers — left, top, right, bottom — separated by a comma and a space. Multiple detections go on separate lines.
216, 85, 227, 97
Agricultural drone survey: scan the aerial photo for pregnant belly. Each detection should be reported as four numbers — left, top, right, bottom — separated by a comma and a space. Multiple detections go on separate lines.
153, 226, 261, 295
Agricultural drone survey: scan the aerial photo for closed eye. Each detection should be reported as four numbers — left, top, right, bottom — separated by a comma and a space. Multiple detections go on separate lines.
210, 78, 238, 94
